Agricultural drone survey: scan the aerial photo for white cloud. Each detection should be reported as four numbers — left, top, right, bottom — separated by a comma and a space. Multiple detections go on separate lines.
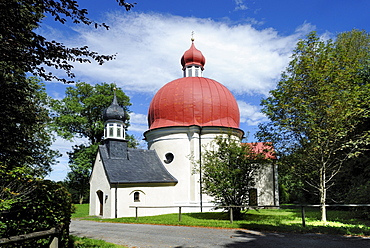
130, 112, 147, 125
47, 12, 312, 96
234, 0, 248, 11
237, 100, 268, 126
128, 112, 148, 133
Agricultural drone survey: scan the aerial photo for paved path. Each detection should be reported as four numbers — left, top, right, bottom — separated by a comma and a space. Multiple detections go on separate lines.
70, 219, 370, 248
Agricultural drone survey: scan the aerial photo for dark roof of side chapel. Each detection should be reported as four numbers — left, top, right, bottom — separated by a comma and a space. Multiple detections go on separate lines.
98, 140, 178, 184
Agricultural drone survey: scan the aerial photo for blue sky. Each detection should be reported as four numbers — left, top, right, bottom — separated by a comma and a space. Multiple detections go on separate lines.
43, 0, 370, 181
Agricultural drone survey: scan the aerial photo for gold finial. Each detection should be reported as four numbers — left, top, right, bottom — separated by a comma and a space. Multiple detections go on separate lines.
191, 31, 195, 42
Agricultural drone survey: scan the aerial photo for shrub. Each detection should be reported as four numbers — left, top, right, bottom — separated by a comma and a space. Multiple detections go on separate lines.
0, 180, 73, 247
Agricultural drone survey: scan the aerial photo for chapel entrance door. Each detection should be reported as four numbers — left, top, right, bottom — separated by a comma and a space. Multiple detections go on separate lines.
97, 191, 104, 216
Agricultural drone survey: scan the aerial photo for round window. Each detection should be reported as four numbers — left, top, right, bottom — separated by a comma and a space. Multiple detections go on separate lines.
164, 152, 174, 164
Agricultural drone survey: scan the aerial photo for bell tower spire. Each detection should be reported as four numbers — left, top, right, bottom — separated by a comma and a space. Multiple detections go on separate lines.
180, 34, 206, 78
102, 88, 127, 140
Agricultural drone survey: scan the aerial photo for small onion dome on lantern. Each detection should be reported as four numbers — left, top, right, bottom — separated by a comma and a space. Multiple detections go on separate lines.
103, 91, 127, 122
180, 39, 206, 71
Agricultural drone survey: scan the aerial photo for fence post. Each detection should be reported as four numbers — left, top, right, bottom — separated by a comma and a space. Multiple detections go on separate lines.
229, 207, 233, 224
135, 207, 138, 221
178, 207, 182, 222
301, 206, 306, 227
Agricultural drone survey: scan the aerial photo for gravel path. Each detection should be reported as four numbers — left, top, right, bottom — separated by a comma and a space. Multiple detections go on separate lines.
70, 219, 370, 248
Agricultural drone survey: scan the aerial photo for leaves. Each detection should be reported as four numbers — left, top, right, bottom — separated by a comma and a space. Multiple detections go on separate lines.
195, 133, 272, 218
0, 76, 60, 177
257, 30, 370, 221
50, 82, 131, 144
0, 0, 134, 83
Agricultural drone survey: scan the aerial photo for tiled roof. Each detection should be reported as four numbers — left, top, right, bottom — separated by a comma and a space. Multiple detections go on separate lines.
99, 140, 178, 184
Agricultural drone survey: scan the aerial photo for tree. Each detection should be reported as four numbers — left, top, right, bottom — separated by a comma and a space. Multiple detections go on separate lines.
64, 144, 98, 204
0, 77, 59, 177
257, 30, 370, 222
0, 0, 134, 83
51, 82, 137, 203
195, 134, 271, 219
51, 82, 131, 143
0, 0, 134, 239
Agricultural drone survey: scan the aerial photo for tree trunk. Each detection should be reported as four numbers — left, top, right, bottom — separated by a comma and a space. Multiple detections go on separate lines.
320, 167, 327, 223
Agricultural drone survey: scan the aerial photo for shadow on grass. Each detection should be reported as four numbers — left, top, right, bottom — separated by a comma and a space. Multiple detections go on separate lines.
187, 212, 230, 220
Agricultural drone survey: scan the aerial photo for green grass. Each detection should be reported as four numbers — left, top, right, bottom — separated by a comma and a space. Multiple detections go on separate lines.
72, 204, 370, 237
69, 235, 126, 247
72, 203, 90, 218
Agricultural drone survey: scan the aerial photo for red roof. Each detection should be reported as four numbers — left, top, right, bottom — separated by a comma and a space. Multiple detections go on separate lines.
148, 77, 240, 130
243, 142, 276, 159
180, 42, 206, 70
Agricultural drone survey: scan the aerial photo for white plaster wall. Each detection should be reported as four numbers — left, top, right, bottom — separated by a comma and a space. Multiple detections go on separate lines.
254, 163, 279, 206
89, 152, 112, 218
145, 126, 244, 207
113, 185, 177, 217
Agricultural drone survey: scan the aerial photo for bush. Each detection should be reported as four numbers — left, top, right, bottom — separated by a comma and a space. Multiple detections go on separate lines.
0, 180, 73, 247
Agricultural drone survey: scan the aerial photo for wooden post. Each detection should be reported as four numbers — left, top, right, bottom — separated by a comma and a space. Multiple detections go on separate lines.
135, 207, 138, 221
49, 236, 59, 248
178, 207, 182, 222
229, 207, 233, 224
301, 206, 306, 227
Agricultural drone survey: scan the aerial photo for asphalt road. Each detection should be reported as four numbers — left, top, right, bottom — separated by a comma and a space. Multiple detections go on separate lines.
70, 219, 370, 248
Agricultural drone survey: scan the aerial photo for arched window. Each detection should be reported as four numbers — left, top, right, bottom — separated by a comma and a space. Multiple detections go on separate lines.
109, 123, 114, 137
117, 124, 121, 137
134, 192, 140, 202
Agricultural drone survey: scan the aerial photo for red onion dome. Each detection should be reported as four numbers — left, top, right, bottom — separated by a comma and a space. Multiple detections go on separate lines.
148, 77, 240, 130
180, 41, 206, 70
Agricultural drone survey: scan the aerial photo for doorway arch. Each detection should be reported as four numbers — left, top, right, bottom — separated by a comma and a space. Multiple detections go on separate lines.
97, 190, 104, 216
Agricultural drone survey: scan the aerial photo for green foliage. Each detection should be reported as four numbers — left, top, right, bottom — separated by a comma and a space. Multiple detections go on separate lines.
51, 82, 131, 144
0, 165, 35, 213
65, 144, 99, 204
195, 133, 272, 219
0, 0, 134, 83
257, 30, 370, 221
0, 180, 73, 247
0, 76, 59, 177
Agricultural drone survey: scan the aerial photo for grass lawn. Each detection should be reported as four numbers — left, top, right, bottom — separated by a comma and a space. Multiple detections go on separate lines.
69, 236, 126, 248
72, 204, 370, 237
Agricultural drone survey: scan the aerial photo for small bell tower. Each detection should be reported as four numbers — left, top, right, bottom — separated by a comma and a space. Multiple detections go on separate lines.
102, 89, 127, 141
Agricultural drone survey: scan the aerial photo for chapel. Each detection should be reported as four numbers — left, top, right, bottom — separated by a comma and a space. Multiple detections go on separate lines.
89, 39, 279, 218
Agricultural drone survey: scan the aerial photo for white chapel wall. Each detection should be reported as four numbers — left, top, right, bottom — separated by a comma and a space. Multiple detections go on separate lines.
89, 152, 112, 218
